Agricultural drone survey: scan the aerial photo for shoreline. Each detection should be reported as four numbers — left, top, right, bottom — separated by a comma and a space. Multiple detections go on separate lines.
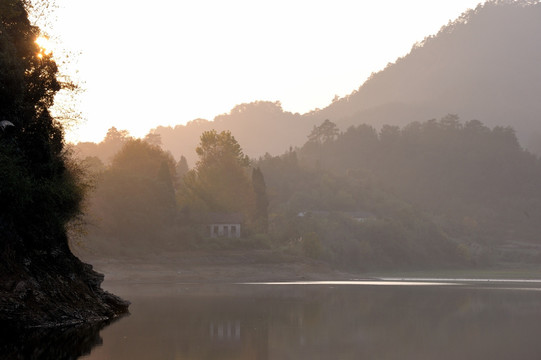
80, 250, 541, 286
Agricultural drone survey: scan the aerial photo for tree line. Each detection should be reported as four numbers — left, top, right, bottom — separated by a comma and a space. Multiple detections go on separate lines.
82, 129, 270, 255
79, 114, 541, 269
296, 116, 541, 246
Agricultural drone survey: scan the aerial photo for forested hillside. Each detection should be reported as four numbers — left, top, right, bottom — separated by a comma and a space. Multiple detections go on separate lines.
80, 116, 541, 270
73, 0, 541, 271
310, 0, 541, 152
74, 1, 541, 162
124, 0, 541, 161
297, 117, 541, 245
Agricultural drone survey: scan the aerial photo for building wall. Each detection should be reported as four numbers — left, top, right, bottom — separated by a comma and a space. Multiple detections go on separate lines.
209, 224, 241, 238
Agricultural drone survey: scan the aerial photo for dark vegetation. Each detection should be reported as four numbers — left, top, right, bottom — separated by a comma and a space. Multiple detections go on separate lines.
0, 0, 128, 328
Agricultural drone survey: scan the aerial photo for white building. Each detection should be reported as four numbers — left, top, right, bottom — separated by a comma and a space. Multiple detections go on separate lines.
206, 213, 244, 238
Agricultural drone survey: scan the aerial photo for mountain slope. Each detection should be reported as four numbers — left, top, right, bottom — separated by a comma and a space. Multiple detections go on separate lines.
311, 0, 541, 150
129, 0, 541, 163
154, 101, 308, 165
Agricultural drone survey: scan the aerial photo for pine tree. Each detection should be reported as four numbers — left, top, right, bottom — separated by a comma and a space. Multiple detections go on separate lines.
251, 167, 269, 233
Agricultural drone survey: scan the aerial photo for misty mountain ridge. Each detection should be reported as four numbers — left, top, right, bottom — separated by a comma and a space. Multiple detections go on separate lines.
153, 101, 308, 165
312, 0, 541, 146
76, 0, 541, 164
73, 0, 541, 269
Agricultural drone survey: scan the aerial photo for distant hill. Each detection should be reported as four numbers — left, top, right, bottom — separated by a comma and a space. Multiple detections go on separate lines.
308, 0, 541, 151
153, 101, 308, 165
78, 0, 541, 163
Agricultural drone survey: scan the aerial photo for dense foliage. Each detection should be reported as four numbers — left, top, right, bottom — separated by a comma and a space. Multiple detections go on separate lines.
0, 0, 129, 327
65, 0, 541, 271
79, 113, 541, 269
84, 139, 179, 253
179, 130, 254, 216
256, 149, 464, 269
74, 126, 132, 164
0, 0, 83, 252
297, 117, 541, 246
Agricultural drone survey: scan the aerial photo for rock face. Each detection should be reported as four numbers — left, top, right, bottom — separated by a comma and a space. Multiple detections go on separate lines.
0, 226, 129, 329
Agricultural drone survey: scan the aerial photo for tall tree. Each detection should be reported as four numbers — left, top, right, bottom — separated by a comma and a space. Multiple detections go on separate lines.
305, 119, 339, 169
0, 0, 83, 251
180, 130, 252, 214
307, 119, 339, 144
88, 139, 177, 244
176, 154, 189, 179
144, 132, 162, 147
251, 167, 269, 233
99, 126, 131, 162
195, 129, 250, 168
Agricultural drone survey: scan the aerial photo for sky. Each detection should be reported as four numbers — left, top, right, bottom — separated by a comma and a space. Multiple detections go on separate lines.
35, 0, 484, 143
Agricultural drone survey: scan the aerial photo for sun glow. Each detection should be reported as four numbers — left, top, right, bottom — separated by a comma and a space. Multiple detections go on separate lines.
38, 0, 484, 143
35, 35, 53, 58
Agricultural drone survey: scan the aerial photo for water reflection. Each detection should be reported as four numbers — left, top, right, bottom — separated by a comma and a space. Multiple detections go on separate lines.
84, 282, 541, 360
5, 282, 541, 359
0, 319, 115, 360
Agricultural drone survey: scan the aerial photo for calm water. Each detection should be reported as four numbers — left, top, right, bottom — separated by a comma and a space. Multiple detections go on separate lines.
6, 280, 541, 359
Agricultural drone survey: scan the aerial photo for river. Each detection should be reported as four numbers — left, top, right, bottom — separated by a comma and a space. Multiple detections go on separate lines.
5, 279, 541, 359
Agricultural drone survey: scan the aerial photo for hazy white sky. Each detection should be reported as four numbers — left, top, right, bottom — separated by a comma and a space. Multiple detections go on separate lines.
37, 0, 484, 143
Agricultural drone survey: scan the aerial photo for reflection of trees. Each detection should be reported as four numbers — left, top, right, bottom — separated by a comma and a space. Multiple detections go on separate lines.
88, 286, 541, 360
0, 320, 115, 360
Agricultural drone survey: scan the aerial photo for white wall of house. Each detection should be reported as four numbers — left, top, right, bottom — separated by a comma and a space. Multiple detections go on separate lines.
209, 224, 241, 238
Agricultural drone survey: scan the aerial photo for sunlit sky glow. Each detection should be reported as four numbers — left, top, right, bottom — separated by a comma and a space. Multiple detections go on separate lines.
35, 0, 484, 143
35, 35, 53, 58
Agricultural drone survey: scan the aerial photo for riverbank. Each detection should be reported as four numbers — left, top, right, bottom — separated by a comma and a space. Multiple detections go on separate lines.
0, 243, 130, 329
79, 249, 541, 285
81, 250, 357, 285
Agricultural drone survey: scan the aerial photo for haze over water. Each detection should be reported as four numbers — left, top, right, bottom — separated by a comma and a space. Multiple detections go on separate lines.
80, 281, 541, 359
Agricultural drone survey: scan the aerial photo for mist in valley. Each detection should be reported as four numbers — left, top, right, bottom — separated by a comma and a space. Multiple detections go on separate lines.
73, 2, 541, 275
4, 0, 541, 358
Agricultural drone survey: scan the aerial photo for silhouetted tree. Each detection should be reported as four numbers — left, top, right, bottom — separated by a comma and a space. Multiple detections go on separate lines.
176, 155, 189, 179
0, 0, 84, 251
307, 119, 339, 144
144, 132, 162, 147
196, 129, 250, 167
180, 130, 252, 215
81, 156, 105, 176
98, 127, 131, 162
88, 139, 177, 245
251, 167, 269, 233
157, 160, 177, 220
